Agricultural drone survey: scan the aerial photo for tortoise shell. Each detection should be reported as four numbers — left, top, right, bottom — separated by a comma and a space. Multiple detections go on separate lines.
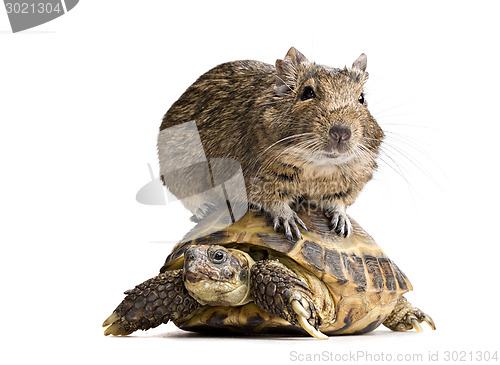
161, 208, 412, 335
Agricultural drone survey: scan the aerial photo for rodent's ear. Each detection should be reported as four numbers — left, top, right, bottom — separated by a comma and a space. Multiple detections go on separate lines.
284, 47, 309, 65
274, 47, 309, 96
352, 53, 367, 72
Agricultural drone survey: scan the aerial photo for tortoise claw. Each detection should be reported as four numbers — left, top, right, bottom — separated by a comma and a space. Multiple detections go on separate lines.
103, 270, 200, 336
250, 260, 325, 340
415, 310, 436, 330
102, 312, 119, 327
384, 297, 436, 332
291, 300, 328, 340
410, 317, 423, 333
104, 320, 134, 336
423, 315, 436, 330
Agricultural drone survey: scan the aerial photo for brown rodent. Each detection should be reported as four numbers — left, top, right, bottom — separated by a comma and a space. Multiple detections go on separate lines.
158, 47, 384, 240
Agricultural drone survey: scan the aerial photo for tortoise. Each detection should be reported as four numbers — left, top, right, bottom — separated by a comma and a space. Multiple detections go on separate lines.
103, 208, 435, 339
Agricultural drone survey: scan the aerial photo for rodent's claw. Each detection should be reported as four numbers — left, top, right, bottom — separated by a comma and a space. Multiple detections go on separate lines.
284, 221, 295, 240
295, 216, 308, 231
273, 211, 306, 240
274, 217, 300, 240
289, 220, 302, 240
325, 207, 352, 238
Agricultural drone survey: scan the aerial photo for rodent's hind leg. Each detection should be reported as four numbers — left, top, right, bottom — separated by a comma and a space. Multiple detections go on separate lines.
325, 204, 352, 238
267, 202, 307, 240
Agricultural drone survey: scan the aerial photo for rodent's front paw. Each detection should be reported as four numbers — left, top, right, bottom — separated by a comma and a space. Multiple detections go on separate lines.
269, 205, 308, 240
325, 205, 352, 238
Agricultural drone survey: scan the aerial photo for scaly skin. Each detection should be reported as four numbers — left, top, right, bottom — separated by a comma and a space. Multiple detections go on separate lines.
250, 259, 327, 339
103, 258, 434, 338
103, 258, 328, 339
102, 269, 200, 336
383, 297, 436, 332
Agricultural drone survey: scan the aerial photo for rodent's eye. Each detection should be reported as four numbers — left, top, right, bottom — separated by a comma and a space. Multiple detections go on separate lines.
358, 93, 365, 105
300, 86, 315, 101
212, 250, 226, 264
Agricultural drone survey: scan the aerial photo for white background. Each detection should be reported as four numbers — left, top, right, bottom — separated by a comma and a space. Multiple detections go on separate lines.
1, 1, 499, 364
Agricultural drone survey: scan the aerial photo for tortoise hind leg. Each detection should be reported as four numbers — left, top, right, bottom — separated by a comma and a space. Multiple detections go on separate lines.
383, 296, 436, 332
102, 269, 200, 336
250, 259, 328, 340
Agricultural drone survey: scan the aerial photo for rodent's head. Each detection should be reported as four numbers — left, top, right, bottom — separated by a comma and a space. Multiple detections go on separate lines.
269, 47, 384, 167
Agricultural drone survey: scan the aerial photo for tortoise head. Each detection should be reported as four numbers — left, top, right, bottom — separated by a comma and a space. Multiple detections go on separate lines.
183, 245, 255, 306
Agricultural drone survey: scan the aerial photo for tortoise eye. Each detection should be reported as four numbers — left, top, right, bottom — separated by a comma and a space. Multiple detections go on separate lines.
212, 250, 226, 264
358, 93, 365, 104
301, 86, 315, 101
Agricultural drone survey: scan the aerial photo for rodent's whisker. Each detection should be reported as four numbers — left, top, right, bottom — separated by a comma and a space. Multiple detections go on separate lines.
273, 73, 294, 93
380, 142, 436, 184
360, 136, 381, 142
383, 131, 443, 161
358, 144, 399, 176
255, 145, 298, 177
358, 142, 419, 201
353, 143, 376, 165
364, 130, 446, 192
380, 122, 447, 133
258, 133, 316, 158
294, 140, 322, 155
271, 139, 316, 160
254, 138, 321, 177
377, 151, 412, 186
382, 137, 445, 192
160, 47, 385, 242
372, 99, 424, 117
382, 133, 434, 161
351, 145, 365, 163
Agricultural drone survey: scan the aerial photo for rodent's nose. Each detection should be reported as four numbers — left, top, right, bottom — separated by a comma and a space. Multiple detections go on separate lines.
329, 126, 351, 143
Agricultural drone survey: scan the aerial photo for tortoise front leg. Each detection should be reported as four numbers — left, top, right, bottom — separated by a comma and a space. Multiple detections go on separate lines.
383, 296, 436, 332
250, 260, 328, 340
102, 269, 200, 336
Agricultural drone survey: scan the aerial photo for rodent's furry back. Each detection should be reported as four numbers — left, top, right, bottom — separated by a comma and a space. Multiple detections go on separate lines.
159, 47, 384, 239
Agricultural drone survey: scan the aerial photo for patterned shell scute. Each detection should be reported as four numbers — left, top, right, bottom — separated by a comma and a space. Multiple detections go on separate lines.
363, 255, 384, 290
324, 248, 347, 283
254, 231, 297, 254
342, 252, 367, 290
300, 240, 324, 273
291, 233, 410, 294
161, 209, 412, 295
